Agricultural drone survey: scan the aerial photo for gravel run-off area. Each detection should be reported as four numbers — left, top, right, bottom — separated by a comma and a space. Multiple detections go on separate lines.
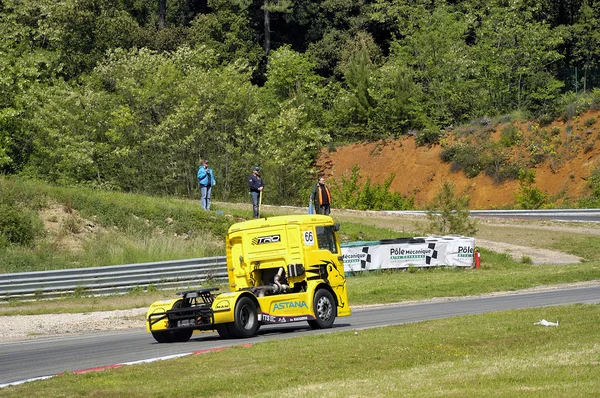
3, 280, 600, 342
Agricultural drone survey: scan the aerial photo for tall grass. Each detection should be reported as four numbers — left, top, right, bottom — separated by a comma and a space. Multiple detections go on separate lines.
0, 177, 234, 273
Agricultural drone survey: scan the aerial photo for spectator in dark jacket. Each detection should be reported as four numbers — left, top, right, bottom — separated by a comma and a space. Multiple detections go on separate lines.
248, 166, 264, 218
310, 177, 331, 215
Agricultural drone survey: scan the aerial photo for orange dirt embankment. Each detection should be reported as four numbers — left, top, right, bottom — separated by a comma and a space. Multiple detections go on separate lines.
315, 110, 600, 209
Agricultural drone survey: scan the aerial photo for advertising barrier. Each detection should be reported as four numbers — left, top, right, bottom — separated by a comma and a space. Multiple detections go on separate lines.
341, 235, 475, 273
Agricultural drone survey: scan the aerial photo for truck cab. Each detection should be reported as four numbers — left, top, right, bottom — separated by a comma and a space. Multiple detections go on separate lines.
146, 214, 351, 343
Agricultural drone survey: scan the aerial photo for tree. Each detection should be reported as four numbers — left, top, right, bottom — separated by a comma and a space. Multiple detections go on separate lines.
471, 0, 565, 114
425, 181, 478, 235
394, 5, 481, 127
571, 1, 600, 91
187, 0, 263, 66
261, 104, 328, 204
159, 0, 166, 29
515, 169, 548, 209
367, 59, 426, 136
340, 32, 379, 128
0, 0, 62, 173
262, 45, 321, 102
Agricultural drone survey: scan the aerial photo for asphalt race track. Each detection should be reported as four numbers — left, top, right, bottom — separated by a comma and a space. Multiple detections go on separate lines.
2, 284, 600, 386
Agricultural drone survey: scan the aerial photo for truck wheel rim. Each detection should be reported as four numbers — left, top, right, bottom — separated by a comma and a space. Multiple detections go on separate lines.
316, 296, 332, 320
241, 305, 255, 330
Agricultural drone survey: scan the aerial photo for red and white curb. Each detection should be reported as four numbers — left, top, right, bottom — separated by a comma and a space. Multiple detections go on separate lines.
0, 344, 253, 389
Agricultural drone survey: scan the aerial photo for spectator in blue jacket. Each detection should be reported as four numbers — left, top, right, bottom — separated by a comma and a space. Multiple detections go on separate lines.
248, 166, 263, 218
197, 159, 216, 210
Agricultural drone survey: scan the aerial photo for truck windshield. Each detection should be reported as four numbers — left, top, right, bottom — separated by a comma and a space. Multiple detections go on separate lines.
315, 226, 338, 254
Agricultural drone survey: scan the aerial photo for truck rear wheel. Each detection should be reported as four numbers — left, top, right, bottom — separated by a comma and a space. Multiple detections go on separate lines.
151, 328, 193, 343
151, 330, 170, 343
229, 296, 258, 338
308, 289, 336, 329
151, 300, 194, 343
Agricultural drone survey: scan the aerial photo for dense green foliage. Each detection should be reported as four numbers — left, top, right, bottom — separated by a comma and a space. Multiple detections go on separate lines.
1, 0, 600, 205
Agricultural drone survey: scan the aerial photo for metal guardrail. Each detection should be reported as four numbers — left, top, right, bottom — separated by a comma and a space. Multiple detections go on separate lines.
0, 257, 228, 301
384, 209, 600, 222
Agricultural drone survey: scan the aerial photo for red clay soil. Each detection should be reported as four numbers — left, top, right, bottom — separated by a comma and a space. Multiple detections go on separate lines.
315, 110, 600, 209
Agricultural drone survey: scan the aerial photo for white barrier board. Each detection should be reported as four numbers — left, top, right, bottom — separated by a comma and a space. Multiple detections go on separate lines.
341, 236, 475, 272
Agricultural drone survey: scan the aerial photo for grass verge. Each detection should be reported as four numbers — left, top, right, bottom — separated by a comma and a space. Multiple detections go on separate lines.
1, 304, 598, 397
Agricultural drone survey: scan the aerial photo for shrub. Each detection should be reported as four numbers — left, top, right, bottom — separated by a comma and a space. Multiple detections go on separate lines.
440, 143, 484, 178
584, 142, 595, 154
425, 181, 478, 235
584, 117, 596, 127
0, 203, 44, 246
591, 87, 600, 109
331, 166, 414, 211
498, 162, 525, 181
478, 116, 492, 126
515, 169, 548, 209
440, 145, 458, 163
536, 113, 556, 126
415, 129, 442, 147
61, 214, 81, 234
566, 124, 574, 135
499, 124, 522, 147
563, 102, 577, 120
578, 167, 600, 207
454, 125, 478, 136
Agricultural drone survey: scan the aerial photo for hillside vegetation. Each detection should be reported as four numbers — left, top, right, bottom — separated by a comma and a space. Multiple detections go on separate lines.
0, 177, 238, 273
318, 108, 600, 209
2, 1, 600, 208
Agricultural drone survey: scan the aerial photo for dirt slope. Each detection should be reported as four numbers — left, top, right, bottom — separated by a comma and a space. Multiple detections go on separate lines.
316, 110, 600, 209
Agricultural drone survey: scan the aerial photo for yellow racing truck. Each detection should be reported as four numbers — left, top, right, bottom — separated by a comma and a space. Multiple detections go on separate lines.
146, 214, 351, 343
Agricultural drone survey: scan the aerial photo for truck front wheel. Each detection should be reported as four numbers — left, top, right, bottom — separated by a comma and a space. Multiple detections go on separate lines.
229, 296, 258, 338
308, 289, 336, 329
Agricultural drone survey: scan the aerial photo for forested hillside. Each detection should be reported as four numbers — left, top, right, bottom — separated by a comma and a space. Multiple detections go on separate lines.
1, 0, 600, 207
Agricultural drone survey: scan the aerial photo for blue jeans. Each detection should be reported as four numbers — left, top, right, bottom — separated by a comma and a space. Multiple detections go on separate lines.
200, 186, 212, 210
250, 191, 260, 218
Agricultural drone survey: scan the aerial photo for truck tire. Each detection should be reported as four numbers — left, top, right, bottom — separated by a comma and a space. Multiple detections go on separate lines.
308, 289, 336, 329
151, 328, 193, 343
151, 300, 193, 343
215, 324, 233, 339
229, 296, 258, 338
151, 330, 171, 343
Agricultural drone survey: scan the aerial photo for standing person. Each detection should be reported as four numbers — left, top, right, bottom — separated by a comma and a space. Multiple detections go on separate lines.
310, 177, 332, 215
248, 166, 264, 218
197, 159, 216, 210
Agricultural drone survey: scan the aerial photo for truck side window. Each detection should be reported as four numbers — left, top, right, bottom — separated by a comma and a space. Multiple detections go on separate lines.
315, 226, 338, 254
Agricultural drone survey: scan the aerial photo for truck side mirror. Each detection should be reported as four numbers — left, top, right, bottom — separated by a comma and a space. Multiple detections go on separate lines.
333, 223, 340, 232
